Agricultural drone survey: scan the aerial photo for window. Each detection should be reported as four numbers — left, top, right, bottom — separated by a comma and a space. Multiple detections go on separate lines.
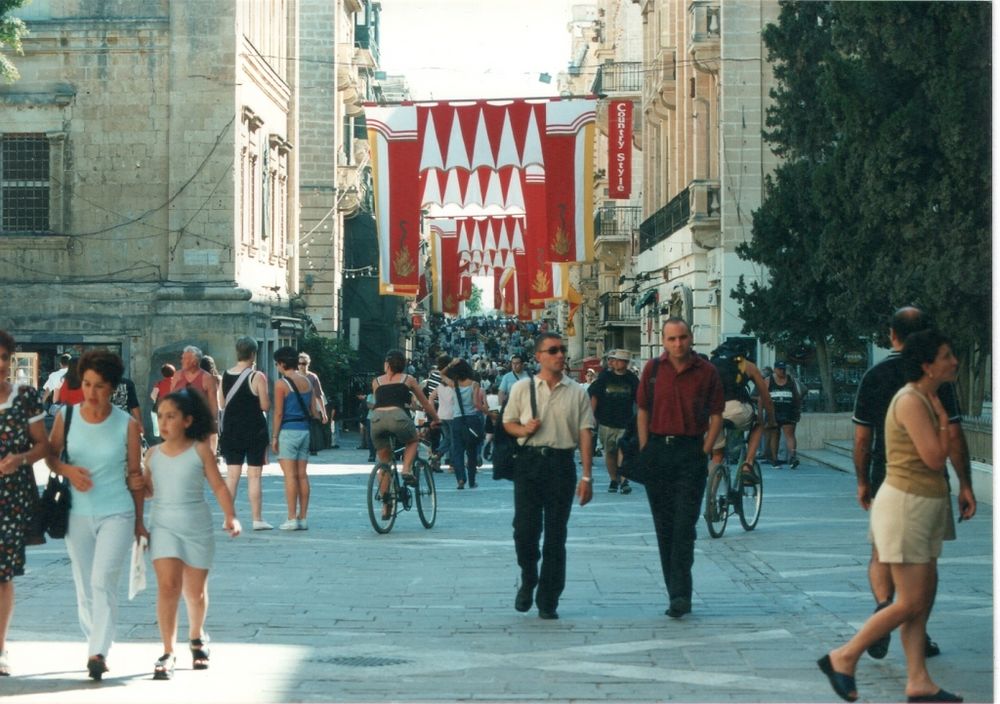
1, 135, 50, 233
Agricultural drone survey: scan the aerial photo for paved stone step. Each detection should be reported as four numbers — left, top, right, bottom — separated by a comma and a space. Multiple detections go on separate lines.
797, 448, 853, 473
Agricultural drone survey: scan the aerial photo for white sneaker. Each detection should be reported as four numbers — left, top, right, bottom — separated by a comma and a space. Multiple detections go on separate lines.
278, 519, 299, 531
252, 520, 273, 531
297, 519, 308, 531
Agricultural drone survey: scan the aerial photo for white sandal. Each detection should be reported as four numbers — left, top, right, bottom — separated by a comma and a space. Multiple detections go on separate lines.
0, 650, 10, 676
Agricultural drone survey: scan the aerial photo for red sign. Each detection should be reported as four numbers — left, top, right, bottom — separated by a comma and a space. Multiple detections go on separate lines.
608, 100, 632, 199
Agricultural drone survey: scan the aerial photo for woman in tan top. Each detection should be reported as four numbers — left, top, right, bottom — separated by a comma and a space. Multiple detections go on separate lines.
819, 330, 961, 703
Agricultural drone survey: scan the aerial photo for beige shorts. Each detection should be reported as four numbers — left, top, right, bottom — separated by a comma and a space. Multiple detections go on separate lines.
598, 424, 627, 453
370, 407, 417, 451
869, 482, 951, 563
713, 400, 755, 450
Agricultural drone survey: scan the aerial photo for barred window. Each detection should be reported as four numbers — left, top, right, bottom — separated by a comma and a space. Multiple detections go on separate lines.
0, 135, 50, 233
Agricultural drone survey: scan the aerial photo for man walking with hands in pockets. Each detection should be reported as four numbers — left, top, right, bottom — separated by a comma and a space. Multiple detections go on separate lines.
637, 318, 724, 619
503, 332, 595, 620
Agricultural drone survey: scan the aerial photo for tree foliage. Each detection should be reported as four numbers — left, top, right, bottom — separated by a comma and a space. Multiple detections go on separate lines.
465, 284, 483, 314
736, 0, 991, 412
0, 0, 29, 83
299, 334, 357, 401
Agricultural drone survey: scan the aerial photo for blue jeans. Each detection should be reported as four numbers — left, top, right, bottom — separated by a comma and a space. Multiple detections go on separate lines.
449, 415, 483, 484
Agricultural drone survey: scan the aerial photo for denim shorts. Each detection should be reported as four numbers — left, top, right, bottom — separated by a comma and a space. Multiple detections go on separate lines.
277, 428, 311, 461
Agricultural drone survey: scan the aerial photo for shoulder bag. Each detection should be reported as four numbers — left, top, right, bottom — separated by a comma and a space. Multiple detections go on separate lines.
35, 405, 74, 540
491, 376, 536, 482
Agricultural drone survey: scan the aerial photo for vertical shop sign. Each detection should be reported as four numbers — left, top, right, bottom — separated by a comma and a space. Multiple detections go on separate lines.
609, 100, 632, 199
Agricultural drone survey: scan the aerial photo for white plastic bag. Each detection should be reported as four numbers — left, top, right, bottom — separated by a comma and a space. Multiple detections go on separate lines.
128, 536, 148, 601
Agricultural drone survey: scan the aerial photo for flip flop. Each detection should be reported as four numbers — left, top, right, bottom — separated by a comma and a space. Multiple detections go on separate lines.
817, 654, 858, 702
907, 690, 963, 703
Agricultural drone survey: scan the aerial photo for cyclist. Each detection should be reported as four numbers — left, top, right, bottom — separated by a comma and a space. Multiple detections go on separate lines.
708, 340, 775, 482
370, 350, 440, 517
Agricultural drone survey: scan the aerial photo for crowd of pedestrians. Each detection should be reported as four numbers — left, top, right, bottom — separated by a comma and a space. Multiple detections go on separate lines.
0, 305, 981, 700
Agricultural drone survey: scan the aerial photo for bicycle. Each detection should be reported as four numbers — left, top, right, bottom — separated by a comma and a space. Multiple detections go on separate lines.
703, 421, 763, 538
366, 428, 437, 534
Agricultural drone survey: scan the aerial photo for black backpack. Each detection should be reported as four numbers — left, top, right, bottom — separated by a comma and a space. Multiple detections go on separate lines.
491, 377, 536, 481
710, 344, 749, 402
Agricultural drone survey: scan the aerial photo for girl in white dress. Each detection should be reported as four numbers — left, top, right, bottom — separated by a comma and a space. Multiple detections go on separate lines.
144, 388, 240, 680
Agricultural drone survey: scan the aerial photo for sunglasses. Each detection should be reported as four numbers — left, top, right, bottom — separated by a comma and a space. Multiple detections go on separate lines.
540, 345, 568, 356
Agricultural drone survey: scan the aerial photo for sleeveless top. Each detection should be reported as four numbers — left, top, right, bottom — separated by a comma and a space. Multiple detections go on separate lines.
455, 384, 478, 417
884, 386, 947, 498
279, 378, 312, 431
65, 405, 134, 516
768, 376, 797, 420
374, 374, 411, 409
149, 444, 206, 508
172, 369, 210, 394
221, 369, 267, 438
436, 385, 456, 421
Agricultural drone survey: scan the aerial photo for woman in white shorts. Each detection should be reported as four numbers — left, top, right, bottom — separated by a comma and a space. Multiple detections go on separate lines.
818, 330, 962, 703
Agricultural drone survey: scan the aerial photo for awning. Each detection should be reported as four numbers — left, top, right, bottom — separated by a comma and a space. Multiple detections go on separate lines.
634, 288, 658, 312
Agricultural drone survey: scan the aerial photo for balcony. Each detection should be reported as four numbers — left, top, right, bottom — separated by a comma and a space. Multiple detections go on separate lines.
638, 180, 720, 252
594, 205, 641, 267
599, 292, 642, 327
688, 0, 720, 67
591, 61, 643, 96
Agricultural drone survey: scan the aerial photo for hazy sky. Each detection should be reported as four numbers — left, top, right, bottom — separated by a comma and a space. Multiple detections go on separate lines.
378, 0, 579, 101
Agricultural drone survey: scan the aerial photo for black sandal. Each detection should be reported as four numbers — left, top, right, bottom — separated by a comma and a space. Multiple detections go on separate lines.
87, 654, 108, 681
190, 638, 210, 670
153, 653, 175, 680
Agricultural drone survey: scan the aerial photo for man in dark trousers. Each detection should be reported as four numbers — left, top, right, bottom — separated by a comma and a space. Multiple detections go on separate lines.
636, 318, 723, 618
853, 306, 977, 659
503, 332, 595, 620
588, 349, 639, 495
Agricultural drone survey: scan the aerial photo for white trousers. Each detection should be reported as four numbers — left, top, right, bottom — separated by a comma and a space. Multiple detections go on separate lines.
64, 511, 134, 658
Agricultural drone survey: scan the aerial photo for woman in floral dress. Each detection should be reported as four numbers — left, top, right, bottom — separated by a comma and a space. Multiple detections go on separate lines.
0, 330, 50, 676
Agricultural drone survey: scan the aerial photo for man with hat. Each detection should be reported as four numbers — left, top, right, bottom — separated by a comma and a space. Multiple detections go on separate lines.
588, 349, 639, 494
766, 361, 802, 467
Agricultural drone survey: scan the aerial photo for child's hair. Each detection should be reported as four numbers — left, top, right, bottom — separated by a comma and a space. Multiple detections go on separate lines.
160, 387, 217, 440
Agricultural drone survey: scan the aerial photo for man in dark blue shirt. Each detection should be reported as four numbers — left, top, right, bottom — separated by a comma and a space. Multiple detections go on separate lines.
852, 306, 977, 659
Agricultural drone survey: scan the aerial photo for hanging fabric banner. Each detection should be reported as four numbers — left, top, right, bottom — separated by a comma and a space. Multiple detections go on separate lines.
366, 105, 421, 296
608, 99, 632, 199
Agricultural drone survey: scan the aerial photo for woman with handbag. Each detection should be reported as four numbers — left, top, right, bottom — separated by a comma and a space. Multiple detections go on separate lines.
271, 346, 318, 531
47, 349, 147, 681
447, 359, 487, 490
0, 330, 50, 677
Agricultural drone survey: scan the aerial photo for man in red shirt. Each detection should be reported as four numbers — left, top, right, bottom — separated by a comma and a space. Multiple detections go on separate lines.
636, 318, 724, 618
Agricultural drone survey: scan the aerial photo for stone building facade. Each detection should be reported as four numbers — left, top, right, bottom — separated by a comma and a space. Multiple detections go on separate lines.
0, 0, 300, 428
636, 0, 779, 360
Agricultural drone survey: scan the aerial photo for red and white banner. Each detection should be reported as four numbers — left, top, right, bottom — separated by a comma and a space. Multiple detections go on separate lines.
366, 98, 596, 304
608, 99, 632, 199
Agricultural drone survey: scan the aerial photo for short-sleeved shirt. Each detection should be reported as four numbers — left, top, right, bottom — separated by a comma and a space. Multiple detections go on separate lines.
587, 370, 639, 428
498, 370, 530, 396
853, 351, 961, 465
112, 378, 140, 414
503, 375, 594, 450
636, 353, 724, 436
43, 368, 67, 395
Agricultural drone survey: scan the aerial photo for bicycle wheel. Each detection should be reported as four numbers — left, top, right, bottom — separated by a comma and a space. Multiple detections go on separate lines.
367, 463, 396, 534
704, 464, 730, 538
738, 460, 763, 531
413, 458, 437, 528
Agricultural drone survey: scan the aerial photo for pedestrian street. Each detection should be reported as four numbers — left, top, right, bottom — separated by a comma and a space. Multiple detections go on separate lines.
6, 439, 993, 703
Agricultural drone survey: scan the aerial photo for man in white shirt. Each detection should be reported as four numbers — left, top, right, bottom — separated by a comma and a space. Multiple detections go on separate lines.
42, 353, 71, 406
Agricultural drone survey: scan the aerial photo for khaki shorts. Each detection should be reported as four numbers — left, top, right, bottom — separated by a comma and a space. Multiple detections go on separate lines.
370, 408, 417, 451
869, 483, 950, 563
712, 400, 755, 450
598, 424, 627, 453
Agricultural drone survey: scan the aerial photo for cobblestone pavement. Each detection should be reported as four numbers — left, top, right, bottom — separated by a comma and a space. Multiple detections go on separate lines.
5, 435, 993, 703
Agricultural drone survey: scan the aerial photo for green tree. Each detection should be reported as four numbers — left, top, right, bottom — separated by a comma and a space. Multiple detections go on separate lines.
738, 1, 991, 413
0, 0, 29, 83
300, 334, 357, 405
465, 284, 483, 314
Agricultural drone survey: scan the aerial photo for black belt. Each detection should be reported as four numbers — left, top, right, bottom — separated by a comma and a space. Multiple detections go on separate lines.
649, 434, 701, 446
522, 446, 575, 458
